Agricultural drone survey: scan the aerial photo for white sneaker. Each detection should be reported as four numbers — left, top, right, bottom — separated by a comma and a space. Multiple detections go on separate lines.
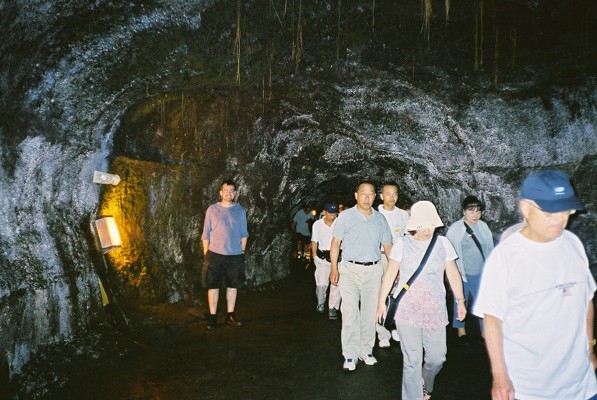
343, 358, 357, 371
379, 339, 391, 348
391, 329, 400, 342
358, 354, 378, 366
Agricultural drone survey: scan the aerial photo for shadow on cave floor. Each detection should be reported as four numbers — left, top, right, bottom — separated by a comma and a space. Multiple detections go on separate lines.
21, 258, 492, 400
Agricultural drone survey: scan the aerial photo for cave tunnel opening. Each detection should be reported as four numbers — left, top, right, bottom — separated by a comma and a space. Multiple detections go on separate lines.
292, 175, 415, 217
291, 175, 357, 213
96, 89, 427, 309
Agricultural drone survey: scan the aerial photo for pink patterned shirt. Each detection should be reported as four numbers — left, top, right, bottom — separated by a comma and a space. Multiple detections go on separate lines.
391, 235, 457, 328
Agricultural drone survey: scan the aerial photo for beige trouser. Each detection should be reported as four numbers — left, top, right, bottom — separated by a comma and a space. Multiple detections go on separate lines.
314, 256, 342, 309
338, 260, 383, 360
376, 255, 392, 342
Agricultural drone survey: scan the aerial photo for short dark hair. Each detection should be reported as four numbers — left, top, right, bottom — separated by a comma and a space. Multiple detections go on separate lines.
380, 181, 400, 192
462, 195, 485, 211
221, 179, 236, 190
356, 180, 376, 192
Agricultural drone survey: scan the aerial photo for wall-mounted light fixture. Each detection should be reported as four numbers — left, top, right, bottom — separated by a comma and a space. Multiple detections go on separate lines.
89, 214, 129, 330
91, 216, 122, 253
93, 171, 121, 186
90, 170, 128, 329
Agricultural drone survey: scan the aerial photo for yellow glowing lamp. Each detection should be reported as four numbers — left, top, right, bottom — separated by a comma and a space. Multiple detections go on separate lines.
93, 216, 122, 252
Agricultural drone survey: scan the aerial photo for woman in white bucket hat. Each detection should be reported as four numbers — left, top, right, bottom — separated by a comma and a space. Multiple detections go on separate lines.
376, 200, 467, 400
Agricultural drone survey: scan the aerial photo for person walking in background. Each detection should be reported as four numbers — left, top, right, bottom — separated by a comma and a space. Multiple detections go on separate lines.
291, 205, 314, 259
397, 196, 413, 214
446, 195, 494, 344
376, 181, 410, 348
377, 201, 466, 400
201, 179, 249, 330
330, 181, 393, 372
499, 221, 525, 242
474, 170, 597, 400
311, 201, 342, 320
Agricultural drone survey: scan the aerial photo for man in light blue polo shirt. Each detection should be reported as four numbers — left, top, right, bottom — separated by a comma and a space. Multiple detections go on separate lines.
330, 181, 393, 371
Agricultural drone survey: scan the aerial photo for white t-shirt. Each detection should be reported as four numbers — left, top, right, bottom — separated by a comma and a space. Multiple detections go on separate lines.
474, 230, 597, 400
378, 205, 409, 243
311, 218, 335, 251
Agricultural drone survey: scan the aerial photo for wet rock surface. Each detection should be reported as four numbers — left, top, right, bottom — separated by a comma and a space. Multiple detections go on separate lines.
5, 259, 492, 399
1, 0, 596, 391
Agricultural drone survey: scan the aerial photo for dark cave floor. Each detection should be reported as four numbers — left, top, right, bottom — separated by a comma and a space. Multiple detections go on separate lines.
20, 258, 493, 399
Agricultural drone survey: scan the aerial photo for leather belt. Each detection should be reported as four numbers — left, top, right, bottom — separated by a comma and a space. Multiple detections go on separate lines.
348, 260, 380, 266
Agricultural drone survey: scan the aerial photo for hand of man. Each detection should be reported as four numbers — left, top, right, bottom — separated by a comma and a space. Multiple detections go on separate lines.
491, 373, 515, 400
329, 268, 339, 286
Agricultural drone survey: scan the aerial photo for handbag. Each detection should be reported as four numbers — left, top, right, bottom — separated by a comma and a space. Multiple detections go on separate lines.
463, 221, 485, 260
381, 233, 439, 330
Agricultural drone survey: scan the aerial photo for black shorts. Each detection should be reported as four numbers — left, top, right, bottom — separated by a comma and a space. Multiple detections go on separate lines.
202, 250, 246, 289
296, 233, 310, 243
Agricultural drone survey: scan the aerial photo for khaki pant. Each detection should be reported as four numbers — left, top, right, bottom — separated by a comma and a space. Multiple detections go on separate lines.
338, 260, 383, 359
314, 256, 342, 309
376, 255, 392, 342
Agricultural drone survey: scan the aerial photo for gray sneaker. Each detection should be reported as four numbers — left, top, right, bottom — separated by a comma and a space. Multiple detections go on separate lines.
316, 303, 325, 313
328, 308, 338, 320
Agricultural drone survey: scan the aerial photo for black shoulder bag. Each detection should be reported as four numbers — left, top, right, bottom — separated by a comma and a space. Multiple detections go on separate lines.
381, 234, 439, 330
463, 222, 485, 260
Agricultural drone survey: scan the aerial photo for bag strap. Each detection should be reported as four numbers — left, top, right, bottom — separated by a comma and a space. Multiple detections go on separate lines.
391, 233, 439, 301
463, 221, 485, 260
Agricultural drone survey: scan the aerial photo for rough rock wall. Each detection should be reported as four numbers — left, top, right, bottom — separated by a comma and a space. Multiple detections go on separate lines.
0, 0, 214, 380
0, 0, 595, 387
113, 73, 597, 297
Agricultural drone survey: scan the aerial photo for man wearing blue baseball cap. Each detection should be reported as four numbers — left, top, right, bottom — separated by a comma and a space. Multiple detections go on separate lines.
474, 170, 597, 400
311, 201, 342, 320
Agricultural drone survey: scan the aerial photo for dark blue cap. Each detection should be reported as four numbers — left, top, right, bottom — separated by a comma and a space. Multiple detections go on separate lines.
324, 201, 339, 213
520, 170, 583, 213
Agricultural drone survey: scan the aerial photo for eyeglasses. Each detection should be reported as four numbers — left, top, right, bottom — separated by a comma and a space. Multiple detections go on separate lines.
525, 201, 575, 216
